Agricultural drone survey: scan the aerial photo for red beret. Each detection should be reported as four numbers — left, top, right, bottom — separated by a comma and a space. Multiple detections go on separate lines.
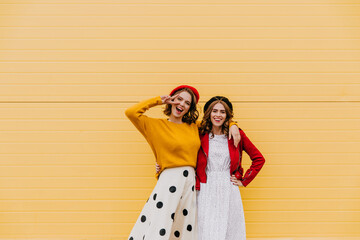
169, 85, 200, 103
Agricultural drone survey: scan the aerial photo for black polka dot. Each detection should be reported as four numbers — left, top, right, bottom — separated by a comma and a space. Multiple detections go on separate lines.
146, 197, 149, 203
171, 212, 175, 221
129, 237, 133, 240
143, 235, 145, 240
156, 201, 163, 209
169, 186, 176, 193
159, 228, 166, 236
183, 209, 188, 216
141, 215, 146, 222
187, 224, 192, 231
192, 185, 194, 191
183, 170, 189, 177
174, 231, 180, 238
153, 193, 157, 201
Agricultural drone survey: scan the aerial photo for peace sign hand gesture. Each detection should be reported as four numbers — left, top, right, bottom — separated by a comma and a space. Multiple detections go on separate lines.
161, 94, 180, 105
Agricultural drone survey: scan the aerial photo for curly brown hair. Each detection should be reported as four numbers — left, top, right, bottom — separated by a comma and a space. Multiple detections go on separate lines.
163, 88, 199, 124
199, 100, 233, 136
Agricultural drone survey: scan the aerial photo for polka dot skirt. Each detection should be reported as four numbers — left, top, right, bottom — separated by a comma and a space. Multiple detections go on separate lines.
128, 166, 197, 240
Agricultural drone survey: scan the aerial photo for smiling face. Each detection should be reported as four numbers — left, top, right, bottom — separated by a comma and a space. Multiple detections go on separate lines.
171, 90, 192, 119
199, 98, 234, 136
210, 102, 227, 129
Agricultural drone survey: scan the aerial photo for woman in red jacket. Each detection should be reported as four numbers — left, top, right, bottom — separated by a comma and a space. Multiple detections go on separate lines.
196, 96, 265, 240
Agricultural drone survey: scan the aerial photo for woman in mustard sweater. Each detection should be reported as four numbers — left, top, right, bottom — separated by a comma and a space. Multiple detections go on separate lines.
125, 85, 240, 240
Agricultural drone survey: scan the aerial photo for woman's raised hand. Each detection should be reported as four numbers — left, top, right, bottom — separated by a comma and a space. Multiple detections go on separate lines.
229, 124, 241, 147
161, 94, 180, 105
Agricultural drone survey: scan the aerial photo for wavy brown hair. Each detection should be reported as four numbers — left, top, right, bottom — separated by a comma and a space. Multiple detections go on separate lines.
199, 100, 233, 136
163, 88, 199, 124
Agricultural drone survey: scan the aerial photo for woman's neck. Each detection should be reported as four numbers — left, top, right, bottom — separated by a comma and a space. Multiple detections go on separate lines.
169, 115, 183, 124
212, 126, 223, 135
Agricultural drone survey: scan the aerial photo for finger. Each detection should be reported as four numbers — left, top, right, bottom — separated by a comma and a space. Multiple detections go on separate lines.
170, 93, 179, 101
163, 97, 170, 104
169, 101, 180, 106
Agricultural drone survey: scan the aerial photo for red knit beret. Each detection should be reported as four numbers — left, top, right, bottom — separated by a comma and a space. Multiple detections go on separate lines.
169, 85, 200, 103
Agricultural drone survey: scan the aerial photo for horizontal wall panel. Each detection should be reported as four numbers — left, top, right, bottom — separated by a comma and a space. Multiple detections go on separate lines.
2, 50, 360, 61
0, 200, 147, 211
245, 223, 360, 236
2, 28, 360, 40
1, 73, 359, 84
243, 199, 360, 211
1, 63, 360, 76
0, 189, 152, 200
0, 177, 158, 189
2, 39, 360, 50
241, 188, 360, 199
0, 94, 358, 102
2, 5, 360, 17
1, 16, 360, 27
3, 0, 360, 3
245, 211, 360, 223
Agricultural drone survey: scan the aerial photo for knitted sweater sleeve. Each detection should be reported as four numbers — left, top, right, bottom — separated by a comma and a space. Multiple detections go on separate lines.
125, 96, 163, 138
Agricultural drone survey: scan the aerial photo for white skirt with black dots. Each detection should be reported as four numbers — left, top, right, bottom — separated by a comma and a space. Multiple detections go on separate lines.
128, 166, 197, 240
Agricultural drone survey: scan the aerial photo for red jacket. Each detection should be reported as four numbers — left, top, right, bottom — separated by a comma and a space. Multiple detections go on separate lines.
196, 129, 265, 190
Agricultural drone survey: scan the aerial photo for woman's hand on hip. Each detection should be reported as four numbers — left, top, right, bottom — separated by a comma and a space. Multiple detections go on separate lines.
230, 175, 244, 187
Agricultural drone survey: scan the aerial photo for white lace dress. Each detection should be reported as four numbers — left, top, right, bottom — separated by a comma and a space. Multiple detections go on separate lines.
197, 134, 246, 240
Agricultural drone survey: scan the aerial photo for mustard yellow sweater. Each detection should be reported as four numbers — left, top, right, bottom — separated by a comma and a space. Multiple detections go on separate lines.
125, 96, 201, 177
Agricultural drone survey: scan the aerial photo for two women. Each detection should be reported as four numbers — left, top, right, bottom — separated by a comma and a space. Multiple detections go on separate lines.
125, 86, 240, 240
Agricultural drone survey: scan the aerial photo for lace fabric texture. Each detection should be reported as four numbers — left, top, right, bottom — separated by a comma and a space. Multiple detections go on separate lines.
197, 134, 246, 240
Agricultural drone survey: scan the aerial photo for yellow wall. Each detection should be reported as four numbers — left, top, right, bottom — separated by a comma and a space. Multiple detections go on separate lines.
0, 0, 359, 239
